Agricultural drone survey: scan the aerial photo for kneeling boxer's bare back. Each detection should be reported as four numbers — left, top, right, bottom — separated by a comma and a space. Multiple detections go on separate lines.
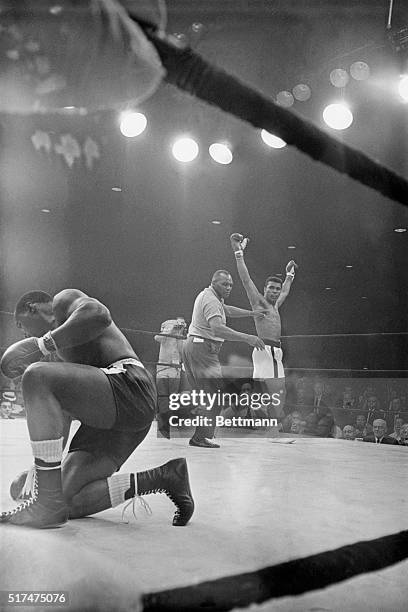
0, 289, 194, 528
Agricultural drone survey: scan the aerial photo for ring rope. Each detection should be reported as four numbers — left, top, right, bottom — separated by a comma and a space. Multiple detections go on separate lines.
1, 309, 407, 343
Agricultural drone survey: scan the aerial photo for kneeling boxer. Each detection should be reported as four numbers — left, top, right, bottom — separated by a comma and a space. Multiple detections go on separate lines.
0, 290, 194, 528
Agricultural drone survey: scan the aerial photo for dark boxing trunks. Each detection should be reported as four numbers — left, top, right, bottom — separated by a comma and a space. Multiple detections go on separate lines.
69, 359, 157, 468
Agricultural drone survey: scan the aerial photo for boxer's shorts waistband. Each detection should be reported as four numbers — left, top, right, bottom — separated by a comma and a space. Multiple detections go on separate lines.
101, 358, 145, 374
262, 339, 281, 348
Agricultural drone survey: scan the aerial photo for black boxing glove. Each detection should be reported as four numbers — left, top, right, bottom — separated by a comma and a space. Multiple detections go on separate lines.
0, 332, 57, 379
230, 233, 249, 256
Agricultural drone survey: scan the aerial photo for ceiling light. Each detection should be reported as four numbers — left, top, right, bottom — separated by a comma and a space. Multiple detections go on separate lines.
119, 111, 147, 137
329, 68, 349, 88
112, 187, 122, 192
350, 62, 370, 81
276, 91, 294, 107
394, 227, 407, 232
211, 220, 221, 225
323, 103, 353, 130
261, 130, 286, 148
398, 76, 408, 102
209, 143, 233, 165
292, 84, 311, 101
172, 137, 199, 162
287, 245, 296, 249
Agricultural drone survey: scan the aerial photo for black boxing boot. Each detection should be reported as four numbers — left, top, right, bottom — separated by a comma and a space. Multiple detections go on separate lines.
135, 458, 194, 526
1, 463, 68, 528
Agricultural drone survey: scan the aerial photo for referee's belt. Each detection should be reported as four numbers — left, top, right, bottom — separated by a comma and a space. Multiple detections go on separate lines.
262, 339, 281, 348
188, 335, 223, 346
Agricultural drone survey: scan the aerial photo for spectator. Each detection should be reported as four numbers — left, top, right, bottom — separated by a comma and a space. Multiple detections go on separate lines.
342, 425, 356, 440
389, 417, 405, 442
336, 385, 355, 410
354, 414, 373, 438
388, 397, 402, 413
398, 424, 408, 446
154, 317, 186, 438
0, 401, 16, 419
358, 385, 376, 409
316, 415, 335, 437
221, 381, 256, 420
303, 412, 319, 435
312, 380, 331, 409
282, 410, 305, 434
303, 403, 334, 437
364, 395, 383, 419
362, 419, 398, 444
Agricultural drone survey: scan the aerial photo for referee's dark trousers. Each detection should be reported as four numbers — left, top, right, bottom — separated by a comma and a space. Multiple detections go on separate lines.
182, 336, 224, 440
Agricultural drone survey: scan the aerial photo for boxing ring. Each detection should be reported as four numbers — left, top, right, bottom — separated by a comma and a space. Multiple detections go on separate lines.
1, 417, 407, 612
1, 1, 408, 611
1, 322, 408, 611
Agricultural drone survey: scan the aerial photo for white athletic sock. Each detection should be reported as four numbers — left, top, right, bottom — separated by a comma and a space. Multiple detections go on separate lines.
107, 473, 133, 508
31, 437, 63, 465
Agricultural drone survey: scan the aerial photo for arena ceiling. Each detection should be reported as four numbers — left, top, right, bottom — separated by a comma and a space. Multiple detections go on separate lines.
1, 0, 407, 369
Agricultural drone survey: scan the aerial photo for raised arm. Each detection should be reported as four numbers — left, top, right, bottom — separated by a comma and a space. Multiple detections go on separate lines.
230, 234, 265, 308
276, 260, 298, 308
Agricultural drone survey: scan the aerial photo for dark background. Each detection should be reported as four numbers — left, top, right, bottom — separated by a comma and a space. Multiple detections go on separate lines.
1, 0, 407, 372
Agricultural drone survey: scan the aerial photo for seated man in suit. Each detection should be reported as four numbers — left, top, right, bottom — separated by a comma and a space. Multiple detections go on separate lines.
362, 419, 398, 444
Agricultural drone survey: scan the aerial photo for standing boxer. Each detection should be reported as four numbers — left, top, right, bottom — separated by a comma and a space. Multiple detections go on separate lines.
230, 234, 298, 418
0, 289, 194, 528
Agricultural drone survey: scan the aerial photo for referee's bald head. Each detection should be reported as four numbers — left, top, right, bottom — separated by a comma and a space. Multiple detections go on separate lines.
211, 270, 231, 283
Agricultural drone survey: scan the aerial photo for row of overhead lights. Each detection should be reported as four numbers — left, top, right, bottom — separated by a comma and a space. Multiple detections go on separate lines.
119, 111, 288, 162
118, 106, 353, 169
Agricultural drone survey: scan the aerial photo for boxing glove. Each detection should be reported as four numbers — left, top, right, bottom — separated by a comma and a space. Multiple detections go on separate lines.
1, 337, 44, 379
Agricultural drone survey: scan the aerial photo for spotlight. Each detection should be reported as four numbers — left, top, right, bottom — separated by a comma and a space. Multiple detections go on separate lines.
322, 103, 353, 130
172, 137, 199, 162
119, 111, 147, 137
329, 68, 349, 88
398, 75, 408, 102
350, 62, 370, 81
276, 91, 294, 107
261, 130, 286, 148
209, 143, 233, 165
292, 84, 311, 101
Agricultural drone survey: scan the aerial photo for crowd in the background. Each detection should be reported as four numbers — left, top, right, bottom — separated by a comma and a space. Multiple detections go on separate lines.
280, 374, 408, 444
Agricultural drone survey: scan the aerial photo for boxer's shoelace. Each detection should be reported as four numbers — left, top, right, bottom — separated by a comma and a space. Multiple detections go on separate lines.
121, 495, 152, 523
135, 486, 182, 521
1, 469, 38, 518
21, 466, 36, 499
